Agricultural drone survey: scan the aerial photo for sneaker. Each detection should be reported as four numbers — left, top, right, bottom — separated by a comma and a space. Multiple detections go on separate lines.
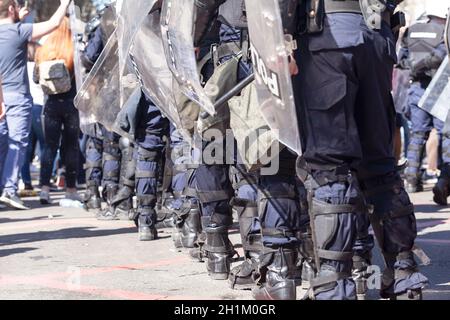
0, 192, 30, 210
40, 190, 51, 205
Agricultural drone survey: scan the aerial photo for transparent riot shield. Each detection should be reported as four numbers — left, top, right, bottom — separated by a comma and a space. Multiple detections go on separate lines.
115, 0, 156, 107
69, 2, 85, 91
160, 0, 216, 116
418, 55, 450, 122
446, 10, 450, 55
69, 2, 94, 135
130, 11, 186, 138
116, 0, 156, 76
392, 68, 410, 113
244, 0, 302, 155
74, 31, 122, 133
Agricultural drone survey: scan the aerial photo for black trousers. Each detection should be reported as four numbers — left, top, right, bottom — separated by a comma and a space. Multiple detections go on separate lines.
40, 96, 80, 188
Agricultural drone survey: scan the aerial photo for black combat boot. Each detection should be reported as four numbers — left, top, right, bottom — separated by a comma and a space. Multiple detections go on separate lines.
203, 224, 235, 280
83, 183, 101, 210
229, 199, 262, 290
433, 166, 450, 205
173, 203, 202, 248
137, 208, 158, 241
252, 247, 298, 300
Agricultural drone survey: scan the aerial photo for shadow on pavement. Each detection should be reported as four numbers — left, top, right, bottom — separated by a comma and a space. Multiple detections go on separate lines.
0, 247, 38, 258
414, 203, 450, 214
0, 226, 136, 246
0, 215, 63, 224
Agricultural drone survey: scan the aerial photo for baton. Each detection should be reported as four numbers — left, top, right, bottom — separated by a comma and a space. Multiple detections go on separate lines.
200, 73, 255, 119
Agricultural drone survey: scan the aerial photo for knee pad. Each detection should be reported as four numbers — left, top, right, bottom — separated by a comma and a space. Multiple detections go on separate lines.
311, 197, 360, 263
119, 137, 131, 150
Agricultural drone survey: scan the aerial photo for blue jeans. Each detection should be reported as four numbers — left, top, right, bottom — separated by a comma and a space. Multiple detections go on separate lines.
0, 92, 33, 195
20, 104, 45, 185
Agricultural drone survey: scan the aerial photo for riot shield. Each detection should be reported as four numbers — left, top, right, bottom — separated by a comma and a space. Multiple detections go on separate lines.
392, 68, 410, 113
446, 9, 450, 55
69, 2, 86, 91
160, 0, 216, 116
130, 11, 187, 139
244, 0, 302, 155
115, 0, 156, 107
74, 30, 122, 134
418, 55, 450, 122
115, 0, 156, 76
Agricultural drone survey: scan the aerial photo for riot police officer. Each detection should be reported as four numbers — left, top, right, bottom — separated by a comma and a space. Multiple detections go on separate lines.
134, 92, 170, 241
81, 5, 135, 220
398, 8, 447, 194
292, 0, 428, 300
192, 1, 307, 299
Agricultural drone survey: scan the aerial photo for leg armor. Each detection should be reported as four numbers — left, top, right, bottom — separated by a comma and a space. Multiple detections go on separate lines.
112, 137, 136, 220
135, 147, 161, 241
228, 198, 262, 290
405, 131, 429, 193
98, 131, 121, 219
252, 164, 303, 301
195, 163, 235, 280
352, 212, 375, 300
298, 165, 365, 301
228, 165, 262, 290
171, 196, 202, 249
82, 136, 103, 210
360, 171, 429, 300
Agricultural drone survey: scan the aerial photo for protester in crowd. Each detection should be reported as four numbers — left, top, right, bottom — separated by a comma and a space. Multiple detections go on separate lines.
0, 0, 72, 210
20, 40, 46, 192
34, 16, 80, 204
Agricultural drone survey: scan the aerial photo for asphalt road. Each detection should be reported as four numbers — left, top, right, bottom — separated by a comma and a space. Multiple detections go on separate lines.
1, 186, 449, 300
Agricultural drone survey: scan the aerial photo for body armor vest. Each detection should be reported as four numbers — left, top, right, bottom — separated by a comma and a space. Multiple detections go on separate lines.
407, 17, 445, 75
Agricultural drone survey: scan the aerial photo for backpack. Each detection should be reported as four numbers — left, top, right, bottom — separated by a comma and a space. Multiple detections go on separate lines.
39, 60, 72, 95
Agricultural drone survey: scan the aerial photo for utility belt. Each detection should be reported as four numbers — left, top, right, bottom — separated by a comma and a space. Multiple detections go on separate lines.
296, 157, 353, 189
301, 0, 404, 35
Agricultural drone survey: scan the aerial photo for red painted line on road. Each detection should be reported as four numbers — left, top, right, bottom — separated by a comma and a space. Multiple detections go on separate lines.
0, 255, 212, 300
0, 256, 190, 286
1, 276, 207, 300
